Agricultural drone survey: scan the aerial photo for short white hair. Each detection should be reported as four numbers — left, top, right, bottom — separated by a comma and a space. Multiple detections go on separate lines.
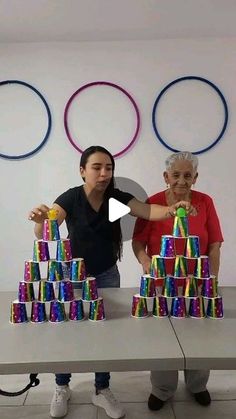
165, 151, 198, 173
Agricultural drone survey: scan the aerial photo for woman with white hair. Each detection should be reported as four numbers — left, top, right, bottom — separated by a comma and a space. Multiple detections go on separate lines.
132, 151, 223, 410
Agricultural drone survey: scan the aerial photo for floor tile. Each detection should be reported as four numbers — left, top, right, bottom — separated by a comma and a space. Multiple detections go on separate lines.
0, 375, 29, 406
106, 371, 151, 402
0, 404, 97, 419
173, 400, 236, 419
98, 401, 174, 419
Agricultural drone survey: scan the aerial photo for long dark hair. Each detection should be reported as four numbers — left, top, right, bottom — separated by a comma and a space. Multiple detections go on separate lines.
80, 146, 123, 260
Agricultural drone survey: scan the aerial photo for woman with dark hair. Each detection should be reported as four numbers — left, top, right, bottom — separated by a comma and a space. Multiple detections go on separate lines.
28, 146, 194, 419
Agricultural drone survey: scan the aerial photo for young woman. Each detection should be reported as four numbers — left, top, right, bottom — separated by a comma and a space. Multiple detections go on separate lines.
29, 146, 194, 419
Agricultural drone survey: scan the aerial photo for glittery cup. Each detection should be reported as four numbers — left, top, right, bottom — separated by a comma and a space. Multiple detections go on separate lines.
153, 296, 169, 317
194, 256, 210, 279
49, 300, 66, 323
140, 275, 156, 298
42, 219, 60, 241
56, 239, 72, 262
171, 296, 187, 318
58, 280, 74, 302
47, 260, 64, 281
24, 260, 41, 282
18, 281, 35, 302
89, 297, 106, 321
184, 236, 200, 258
70, 258, 86, 282
173, 255, 187, 278
172, 216, 189, 238
131, 294, 149, 318
69, 299, 85, 321
30, 301, 47, 323
38, 280, 55, 302
10, 300, 28, 324
189, 296, 206, 318
183, 276, 199, 298
206, 296, 224, 319
82, 277, 98, 301
160, 235, 175, 258
33, 240, 50, 262
162, 275, 178, 298
201, 275, 218, 298
151, 255, 166, 278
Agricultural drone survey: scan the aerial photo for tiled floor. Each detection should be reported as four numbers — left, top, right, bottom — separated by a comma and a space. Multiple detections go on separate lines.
0, 370, 236, 418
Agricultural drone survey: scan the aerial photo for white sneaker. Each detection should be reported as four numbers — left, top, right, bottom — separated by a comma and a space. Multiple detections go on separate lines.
92, 388, 125, 419
50, 385, 71, 418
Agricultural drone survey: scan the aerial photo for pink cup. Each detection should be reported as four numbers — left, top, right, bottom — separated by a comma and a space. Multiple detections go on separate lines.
131, 294, 149, 318
24, 260, 41, 282
33, 240, 50, 262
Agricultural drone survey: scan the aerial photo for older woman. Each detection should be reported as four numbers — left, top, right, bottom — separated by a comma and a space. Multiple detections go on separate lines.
132, 151, 223, 410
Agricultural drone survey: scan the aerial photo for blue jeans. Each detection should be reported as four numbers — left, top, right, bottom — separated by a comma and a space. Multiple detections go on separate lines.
55, 264, 120, 389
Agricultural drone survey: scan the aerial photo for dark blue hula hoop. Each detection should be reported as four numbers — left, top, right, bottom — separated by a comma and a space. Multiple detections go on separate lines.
0, 80, 52, 160
152, 76, 228, 155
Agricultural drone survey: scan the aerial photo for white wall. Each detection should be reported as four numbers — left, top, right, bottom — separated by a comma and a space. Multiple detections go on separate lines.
0, 38, 235, 291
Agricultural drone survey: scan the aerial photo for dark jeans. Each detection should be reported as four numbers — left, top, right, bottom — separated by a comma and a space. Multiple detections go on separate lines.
55, 264, 120, 390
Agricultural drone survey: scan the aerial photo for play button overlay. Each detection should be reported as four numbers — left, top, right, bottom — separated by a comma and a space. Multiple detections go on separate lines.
109, 198, 131, 222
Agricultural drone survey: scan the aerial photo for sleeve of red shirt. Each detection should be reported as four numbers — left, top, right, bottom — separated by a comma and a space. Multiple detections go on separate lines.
205, 195, 224, 244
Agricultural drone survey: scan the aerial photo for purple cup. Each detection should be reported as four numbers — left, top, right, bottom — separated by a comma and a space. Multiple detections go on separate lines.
201, 275, 218, 298
18, 281, 35, 302
188, 296, 206, 318
69, 299, 85, 321
194, 255, 210, 279
38, 280, 55, 302
206, 296, 224, 319
49, 300, 66, 323
171, 296, 187, 318
153, 296, 169, 317
160, 235, 176, 258
31, 301, 47, 323
58, 280, 74, 302
10, 300, 28, 324
162, 275, 178, 298
33, 240, 50, 262
140, 275, 156, 298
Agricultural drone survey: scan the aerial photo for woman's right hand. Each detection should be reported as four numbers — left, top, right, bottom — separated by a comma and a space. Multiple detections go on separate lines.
141, 256, 152, 274
28, 204, 50, 224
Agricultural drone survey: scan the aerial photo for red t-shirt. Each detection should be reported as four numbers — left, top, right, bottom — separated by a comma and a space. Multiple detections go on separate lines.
133, 190, 224, 284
